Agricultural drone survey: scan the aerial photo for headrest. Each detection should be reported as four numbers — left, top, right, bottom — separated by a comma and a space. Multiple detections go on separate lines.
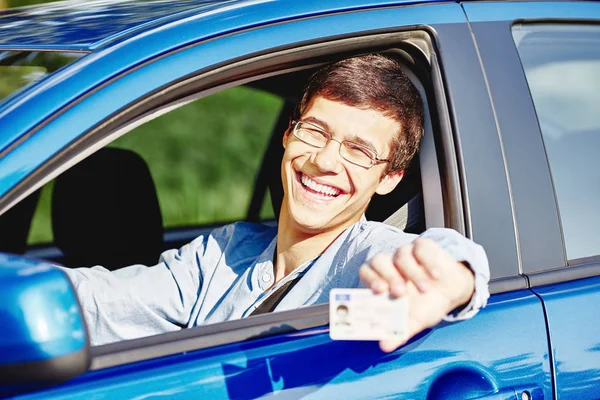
365, 157, 424, 232
52, 148, 163, 269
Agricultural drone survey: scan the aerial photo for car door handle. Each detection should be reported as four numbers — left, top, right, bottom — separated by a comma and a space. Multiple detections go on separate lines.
474, 385, 544, 400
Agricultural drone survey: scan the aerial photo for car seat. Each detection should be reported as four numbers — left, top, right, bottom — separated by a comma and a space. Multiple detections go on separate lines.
51, 147, 164, 270
0, 190, 41, 254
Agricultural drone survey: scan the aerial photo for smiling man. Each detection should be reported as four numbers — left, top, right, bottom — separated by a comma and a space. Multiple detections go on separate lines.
64, 54, 490, 349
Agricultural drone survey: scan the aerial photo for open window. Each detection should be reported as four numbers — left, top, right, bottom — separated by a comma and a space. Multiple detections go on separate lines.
0, 31, 455, 363
9, 34, 447, 270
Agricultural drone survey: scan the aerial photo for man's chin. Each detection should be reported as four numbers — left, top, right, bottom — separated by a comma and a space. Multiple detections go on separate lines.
290, 217, 331, 233
287, 211, 358, 236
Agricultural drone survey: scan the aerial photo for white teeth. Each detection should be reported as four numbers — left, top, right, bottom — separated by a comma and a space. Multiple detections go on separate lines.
300, 174, 341, 197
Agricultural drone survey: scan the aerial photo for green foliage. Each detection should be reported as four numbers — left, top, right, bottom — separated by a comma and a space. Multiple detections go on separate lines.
8, 0, 52, 7
28, 86, 282, 244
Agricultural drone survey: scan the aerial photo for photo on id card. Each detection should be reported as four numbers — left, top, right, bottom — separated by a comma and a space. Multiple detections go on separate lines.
329, 288, 408, 341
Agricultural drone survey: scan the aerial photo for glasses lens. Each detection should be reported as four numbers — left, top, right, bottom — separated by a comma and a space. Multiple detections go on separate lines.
294, 122, 329, 147
340, 142, 376, 168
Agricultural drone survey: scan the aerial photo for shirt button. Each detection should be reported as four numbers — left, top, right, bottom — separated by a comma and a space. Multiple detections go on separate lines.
262, 274, 271, 283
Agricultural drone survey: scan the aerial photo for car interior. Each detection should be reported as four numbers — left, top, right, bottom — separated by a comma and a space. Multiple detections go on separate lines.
0, 48, 429, 272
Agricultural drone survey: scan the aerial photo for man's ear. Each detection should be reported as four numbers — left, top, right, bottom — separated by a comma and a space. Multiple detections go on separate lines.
375, 169, 404, 195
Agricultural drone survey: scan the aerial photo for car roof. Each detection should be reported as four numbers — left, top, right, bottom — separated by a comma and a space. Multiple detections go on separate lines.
0, 0, 448, 51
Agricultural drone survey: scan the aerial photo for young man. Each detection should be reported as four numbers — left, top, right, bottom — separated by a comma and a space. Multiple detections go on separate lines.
64, 54, 490, 351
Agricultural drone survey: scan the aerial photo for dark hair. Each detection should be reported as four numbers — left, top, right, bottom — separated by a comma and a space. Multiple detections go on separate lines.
294, 54, 424, 173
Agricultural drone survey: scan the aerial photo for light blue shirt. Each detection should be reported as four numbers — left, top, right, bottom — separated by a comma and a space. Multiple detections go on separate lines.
63, 221, 490, 346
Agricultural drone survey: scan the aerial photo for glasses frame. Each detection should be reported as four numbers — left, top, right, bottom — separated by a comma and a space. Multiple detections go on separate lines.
291, 120, 391, 169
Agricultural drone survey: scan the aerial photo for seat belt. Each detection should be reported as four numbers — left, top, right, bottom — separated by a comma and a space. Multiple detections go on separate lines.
249, 274, 303, 316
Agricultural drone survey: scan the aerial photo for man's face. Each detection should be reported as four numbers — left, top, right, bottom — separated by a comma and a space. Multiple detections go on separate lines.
280, 96, 404, 235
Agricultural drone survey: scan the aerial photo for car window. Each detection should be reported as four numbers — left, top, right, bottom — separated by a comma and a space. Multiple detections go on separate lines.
8, 46, 436, 347
26, 85, 282, 246
109, 86, 281, 229
513, 24, 600, 261
0, 51, 83, 103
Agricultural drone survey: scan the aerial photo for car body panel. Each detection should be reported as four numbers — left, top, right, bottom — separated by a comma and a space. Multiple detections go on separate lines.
1, 0, 595, 398
463, 0, 600, 23
16, 292, 551, 399
463, 1, 600, 276
464, 1, 600, 398
0, 0, 222, 49
0, 0, 453, 50
533, 277, 600, 399
432, 23, 519, 280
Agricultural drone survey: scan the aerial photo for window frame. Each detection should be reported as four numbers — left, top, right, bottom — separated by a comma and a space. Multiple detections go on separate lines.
513, 22, 600, 265
86, 37, 445, 368
463, 1, 600, 287
0, 25, 514, 369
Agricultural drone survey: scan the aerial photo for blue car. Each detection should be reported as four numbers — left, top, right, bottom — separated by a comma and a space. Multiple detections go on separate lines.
0, 0, 599, 398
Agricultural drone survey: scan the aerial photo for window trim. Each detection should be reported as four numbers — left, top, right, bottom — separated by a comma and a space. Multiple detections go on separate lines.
90, 303, 329, 370
468, 18, 566, 277
465, 4, 600, 286
514, 22, 600, 265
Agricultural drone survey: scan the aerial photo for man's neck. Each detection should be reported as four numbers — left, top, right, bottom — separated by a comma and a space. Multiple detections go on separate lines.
274, 211, 358, 283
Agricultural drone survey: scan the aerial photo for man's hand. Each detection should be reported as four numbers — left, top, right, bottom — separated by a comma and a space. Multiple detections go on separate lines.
358, 238, 475, 352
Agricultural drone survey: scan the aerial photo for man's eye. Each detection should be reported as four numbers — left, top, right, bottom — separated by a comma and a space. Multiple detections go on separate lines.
302, 127, 328, 141
344, 143, 374, 159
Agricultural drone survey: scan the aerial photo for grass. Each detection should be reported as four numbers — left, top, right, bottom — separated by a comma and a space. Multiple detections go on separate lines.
28, 86, 283, 244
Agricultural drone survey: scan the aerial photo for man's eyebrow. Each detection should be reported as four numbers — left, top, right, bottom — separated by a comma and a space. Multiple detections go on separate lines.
302, 116, 379, 153
302, 116, 332, 132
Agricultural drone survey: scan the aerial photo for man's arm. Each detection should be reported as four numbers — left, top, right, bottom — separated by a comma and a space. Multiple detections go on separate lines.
359, 228, 490, 352
62, 234, 207, 346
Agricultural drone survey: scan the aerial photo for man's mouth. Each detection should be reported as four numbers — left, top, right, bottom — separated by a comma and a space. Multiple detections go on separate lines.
298, 172, 343, 198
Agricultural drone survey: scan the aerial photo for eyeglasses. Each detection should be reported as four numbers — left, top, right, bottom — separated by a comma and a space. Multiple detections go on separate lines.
292, 120, 391, 169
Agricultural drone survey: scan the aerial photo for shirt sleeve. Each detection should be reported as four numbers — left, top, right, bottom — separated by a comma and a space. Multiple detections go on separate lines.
418, 228, 491, 321
61, 234, 209, 346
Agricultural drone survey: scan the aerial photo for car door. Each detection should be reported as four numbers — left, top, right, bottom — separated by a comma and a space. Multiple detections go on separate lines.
0, 1, 551, 399
463, 1, 600, 398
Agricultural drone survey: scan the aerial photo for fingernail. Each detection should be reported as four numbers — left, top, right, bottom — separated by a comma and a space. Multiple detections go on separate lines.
430, 268, 441, 279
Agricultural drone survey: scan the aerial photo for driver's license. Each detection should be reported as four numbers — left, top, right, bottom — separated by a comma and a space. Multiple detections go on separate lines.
329, 288, 408, 341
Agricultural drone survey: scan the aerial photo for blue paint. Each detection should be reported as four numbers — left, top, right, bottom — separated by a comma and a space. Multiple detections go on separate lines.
0, 1, 229, 48
534, 275, 600, 399
0, 253, 86, 365
0, 0, 450, 49
462, 2, 600, 397
15, 291, 550, 399
463, 1, 600, 23
2, 0, 592, 397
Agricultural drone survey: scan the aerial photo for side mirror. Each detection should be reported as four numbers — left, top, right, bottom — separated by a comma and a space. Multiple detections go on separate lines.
0, 253, 89, 388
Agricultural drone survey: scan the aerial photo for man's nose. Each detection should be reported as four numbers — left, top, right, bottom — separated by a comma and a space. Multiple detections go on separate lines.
312, 139, 343, 173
